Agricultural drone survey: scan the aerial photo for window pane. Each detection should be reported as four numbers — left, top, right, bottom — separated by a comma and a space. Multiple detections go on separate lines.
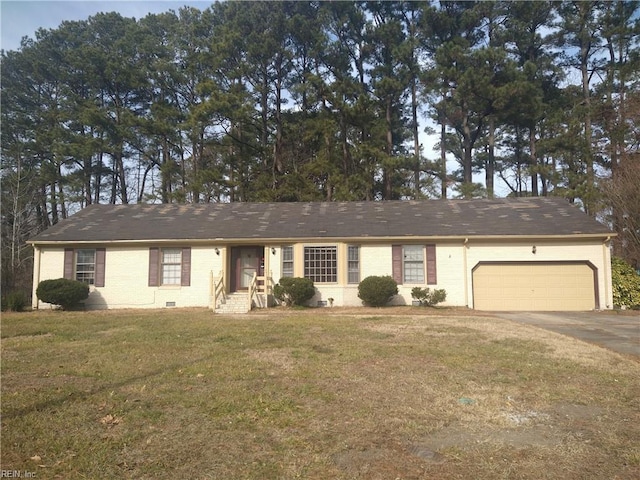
161, 248, 182, 285
282, 246, 293, 277
162, 264, 181, 285
304, 246, 337, 283
76, 249, 96, 285
162, 249, 181, 263
348, 245, 360, 284
404, 245, 423, 261
77, 250, 95, 263
403, 246, 424, 283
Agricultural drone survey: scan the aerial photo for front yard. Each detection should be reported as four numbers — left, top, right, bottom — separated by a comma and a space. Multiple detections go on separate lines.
1, 308, 638, 479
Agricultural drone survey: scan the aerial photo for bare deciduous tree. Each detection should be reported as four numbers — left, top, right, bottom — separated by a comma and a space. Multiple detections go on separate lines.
603, 157, 640, 268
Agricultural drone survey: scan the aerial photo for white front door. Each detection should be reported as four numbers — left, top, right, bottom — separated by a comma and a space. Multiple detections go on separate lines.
239, 248, 258, 289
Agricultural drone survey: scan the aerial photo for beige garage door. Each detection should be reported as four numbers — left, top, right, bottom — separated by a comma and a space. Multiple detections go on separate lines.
473, 262, 596, 311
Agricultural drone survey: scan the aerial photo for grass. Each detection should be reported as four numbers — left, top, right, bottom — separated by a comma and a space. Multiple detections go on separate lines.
1, 307, 639, 479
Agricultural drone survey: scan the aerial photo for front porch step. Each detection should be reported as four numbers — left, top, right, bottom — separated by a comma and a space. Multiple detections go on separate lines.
215, 292, 251, 314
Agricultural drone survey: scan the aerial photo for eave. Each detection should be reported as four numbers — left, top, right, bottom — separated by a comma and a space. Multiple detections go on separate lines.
27, 232, 615, 247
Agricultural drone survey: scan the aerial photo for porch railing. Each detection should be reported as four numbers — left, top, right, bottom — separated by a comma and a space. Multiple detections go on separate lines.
247, 270, 274, 312
211, 270, 225, 310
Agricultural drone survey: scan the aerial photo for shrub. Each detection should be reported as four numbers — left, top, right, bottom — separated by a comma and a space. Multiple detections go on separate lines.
411, 287, 447, 307
611, 257, 640, 309
3, 291, 30, 312
358, 276, 398, 307
36, 278, 89, 310
273, 277, 315, 307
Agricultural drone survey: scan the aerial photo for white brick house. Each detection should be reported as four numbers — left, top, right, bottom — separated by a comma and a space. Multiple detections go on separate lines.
28, 198, 615, 312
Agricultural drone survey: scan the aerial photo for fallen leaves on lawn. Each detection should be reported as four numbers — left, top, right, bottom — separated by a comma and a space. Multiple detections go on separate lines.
100, 414, 122, 427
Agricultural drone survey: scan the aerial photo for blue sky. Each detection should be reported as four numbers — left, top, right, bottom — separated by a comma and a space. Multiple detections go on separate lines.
1, 0, 212, 52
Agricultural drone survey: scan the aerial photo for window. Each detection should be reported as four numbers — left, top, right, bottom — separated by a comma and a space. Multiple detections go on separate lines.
403, 245, 424, 283
148, 247, 191, 287
64, 248, 105, 287
282, 246, 294, 277
348, 245, 360, 284
75, 249, 96, 285
304, 246, 337, 283
161, 248, 182, 285
392, 244, 437, 285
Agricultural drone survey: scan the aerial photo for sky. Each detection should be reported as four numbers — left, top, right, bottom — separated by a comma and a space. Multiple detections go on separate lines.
1, 0, 212, 52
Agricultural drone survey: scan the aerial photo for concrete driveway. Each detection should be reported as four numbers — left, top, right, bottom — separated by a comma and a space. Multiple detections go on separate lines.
495, 311, 640, 357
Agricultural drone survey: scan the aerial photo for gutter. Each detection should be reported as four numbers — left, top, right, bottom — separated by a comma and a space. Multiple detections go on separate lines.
32, 246, 41, 309
603, 236, 611, 309
463, 238, 469, 308
27, 233, 617, 247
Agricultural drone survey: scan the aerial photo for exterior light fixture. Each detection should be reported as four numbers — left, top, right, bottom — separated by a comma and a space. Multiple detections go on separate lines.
271, 248, 276, 255
532, 246, 537, 254
215, 248, 220, 255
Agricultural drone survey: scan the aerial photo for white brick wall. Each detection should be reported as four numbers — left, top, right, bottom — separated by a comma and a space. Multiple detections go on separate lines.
306, 240, 612, 309
33, 238, 613, 310
34, 245, 223, 309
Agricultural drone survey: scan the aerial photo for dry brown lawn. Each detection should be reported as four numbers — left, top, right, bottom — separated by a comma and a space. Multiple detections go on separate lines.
1, 307, 638, 479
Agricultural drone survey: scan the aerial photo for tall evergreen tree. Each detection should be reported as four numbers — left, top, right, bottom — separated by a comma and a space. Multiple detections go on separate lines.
556, 1, 605, 215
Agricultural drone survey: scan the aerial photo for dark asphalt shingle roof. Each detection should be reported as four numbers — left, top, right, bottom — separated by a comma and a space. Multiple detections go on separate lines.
28, 198, 612, 243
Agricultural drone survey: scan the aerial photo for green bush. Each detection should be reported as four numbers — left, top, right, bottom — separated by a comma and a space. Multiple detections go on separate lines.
358, 276, 398, 307
273, 277, 315, 307
36, 278, 89, 310
411, 287, 447, 306
611, 257, 640, 309
2, 291, 30, 312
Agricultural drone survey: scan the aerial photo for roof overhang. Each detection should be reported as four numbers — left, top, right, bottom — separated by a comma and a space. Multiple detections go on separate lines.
28, 232, 616, 247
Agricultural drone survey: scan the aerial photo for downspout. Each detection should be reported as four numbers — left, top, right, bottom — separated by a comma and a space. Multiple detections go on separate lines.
32, 245, 41, 310
264, 246, 271, 308
463, 238, 469, 307
602, 236, 611, 309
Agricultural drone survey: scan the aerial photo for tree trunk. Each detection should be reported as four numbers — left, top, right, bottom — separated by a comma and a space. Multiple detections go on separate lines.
440, 120, 447, 199
411, 75, 420, 198
529, 126, 538, 196
486, 117, 495, 198
384, 96, 394, 200
579, 15, 594, 215
462, 117, 473, 185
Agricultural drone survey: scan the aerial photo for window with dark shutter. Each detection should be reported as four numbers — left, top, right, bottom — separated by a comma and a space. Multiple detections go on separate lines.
392, 245, 403, 284
426, 244, 437, 285
148, 248, 160, 286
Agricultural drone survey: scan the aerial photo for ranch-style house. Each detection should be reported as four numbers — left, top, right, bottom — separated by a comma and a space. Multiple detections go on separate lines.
28, 198, 615, 313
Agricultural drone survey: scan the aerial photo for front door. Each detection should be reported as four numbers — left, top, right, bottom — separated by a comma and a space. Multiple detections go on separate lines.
231, 247, 263, 291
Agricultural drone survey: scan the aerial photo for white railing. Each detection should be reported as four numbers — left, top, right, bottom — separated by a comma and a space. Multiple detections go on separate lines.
247, 270, 274, 312
248, 272, 258, 312
211, 270, 225, 310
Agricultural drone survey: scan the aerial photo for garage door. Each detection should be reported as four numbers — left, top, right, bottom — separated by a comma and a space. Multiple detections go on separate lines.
473, 262, 597, 311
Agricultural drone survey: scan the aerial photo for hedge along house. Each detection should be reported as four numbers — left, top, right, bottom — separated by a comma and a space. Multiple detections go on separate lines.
28, 198, 615, 313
